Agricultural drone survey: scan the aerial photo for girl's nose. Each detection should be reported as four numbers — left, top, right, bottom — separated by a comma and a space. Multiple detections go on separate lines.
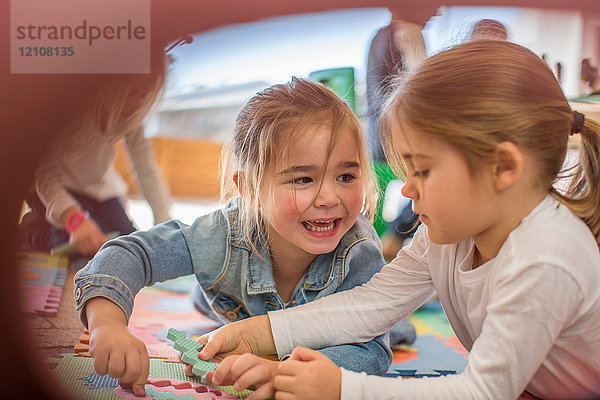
314, 181, 341, 208
401, 177, 419, 200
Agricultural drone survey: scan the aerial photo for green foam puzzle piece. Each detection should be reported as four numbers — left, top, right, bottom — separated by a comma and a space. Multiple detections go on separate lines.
50, 353, 253, 399
167, 328, 218, 377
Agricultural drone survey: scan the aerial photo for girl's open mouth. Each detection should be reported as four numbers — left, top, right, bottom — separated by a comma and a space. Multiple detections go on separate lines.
302, 218, 339, 232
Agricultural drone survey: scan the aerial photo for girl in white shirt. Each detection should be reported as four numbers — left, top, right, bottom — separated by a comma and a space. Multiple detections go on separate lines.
22, 55, 172, 256
187, 41, 600, 400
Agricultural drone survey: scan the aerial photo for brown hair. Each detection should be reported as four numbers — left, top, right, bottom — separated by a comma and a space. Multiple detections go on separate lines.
221, 77, 376, 251
381, 40, 600, 245
469, 19, 508, 41
92, 55, 168, 137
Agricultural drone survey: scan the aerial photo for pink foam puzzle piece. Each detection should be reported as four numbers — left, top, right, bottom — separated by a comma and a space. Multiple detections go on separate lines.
114, 378, 238, 399
20, 285, 62, 316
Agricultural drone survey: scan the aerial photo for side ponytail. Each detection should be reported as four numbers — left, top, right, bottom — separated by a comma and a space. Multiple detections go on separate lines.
553, 116, 600, 247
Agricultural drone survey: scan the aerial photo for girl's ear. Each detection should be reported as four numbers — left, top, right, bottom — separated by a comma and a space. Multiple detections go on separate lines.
492, 141, 523, 191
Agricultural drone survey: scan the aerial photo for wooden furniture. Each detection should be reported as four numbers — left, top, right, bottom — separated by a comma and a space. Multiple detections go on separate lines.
115, 137, 224, 200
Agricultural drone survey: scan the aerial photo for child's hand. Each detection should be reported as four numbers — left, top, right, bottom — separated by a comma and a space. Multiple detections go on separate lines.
180, 320, 262, 377
205, 354, 279, 399
184, 315, 275, 366
274, 346, 341, 400
89, 323, 149, 397
70, 217, 109, 255
86, 297, 149, 397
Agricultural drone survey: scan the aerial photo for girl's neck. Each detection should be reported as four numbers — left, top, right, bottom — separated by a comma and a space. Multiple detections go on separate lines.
472, 191, 546, 269
267, 229, 317, 304
270, 251, 316, 304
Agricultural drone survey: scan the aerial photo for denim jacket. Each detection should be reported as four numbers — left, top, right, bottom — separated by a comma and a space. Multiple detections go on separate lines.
74, 198, 392, 375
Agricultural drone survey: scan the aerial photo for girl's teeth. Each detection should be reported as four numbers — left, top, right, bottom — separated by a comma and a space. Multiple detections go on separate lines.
304, 220, 336, 232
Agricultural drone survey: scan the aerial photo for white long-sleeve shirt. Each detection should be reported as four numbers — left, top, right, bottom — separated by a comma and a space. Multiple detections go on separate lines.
35, 117, 172, 228
269, 196, 600, 399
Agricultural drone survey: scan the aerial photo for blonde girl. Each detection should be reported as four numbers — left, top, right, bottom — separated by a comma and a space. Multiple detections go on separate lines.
74, 78, 414, 397
197, 41, 600, 400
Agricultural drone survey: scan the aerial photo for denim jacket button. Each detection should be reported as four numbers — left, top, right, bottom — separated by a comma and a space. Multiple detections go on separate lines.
225, 310, 237, 321
75, 287, 82, 301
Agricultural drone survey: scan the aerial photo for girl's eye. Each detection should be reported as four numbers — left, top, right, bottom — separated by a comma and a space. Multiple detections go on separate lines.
413, 170, 429, 178
292, 177, 313, 185
337, 173, 356, 183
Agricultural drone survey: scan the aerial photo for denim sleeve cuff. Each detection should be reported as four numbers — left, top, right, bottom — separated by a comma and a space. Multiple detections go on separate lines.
73, 274, 135, 329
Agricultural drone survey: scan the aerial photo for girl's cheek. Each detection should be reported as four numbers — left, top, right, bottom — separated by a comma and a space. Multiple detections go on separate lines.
280, 192, 307, 213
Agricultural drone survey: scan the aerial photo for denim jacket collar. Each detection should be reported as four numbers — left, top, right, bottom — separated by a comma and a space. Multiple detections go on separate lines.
236, 231, 337, 295
225, 201, 340, 296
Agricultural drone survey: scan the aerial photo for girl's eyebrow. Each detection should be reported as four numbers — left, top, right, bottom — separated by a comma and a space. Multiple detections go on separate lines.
277, 160, 360, 175
277, 165, 316, 175
402, 153, 432, 160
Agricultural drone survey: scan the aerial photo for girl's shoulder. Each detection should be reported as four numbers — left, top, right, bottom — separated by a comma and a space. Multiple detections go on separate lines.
501, 196, 600, 278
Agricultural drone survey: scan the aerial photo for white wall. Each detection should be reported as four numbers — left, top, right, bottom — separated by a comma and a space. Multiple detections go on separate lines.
424, 7, 584, 97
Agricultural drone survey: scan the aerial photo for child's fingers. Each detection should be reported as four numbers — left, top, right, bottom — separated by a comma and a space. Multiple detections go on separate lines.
118, 350, 142, 385
277, 359, 305, 376
246, 382, 276, 400
183, 363, 194, 376
106, 353, 126, 378
231, 358, 273, 391
177, 352, 195, 376
91, 349, 109, 376
132, 353, 149, 397
273, 391, 296, 400
289, 346, 321, 362
273, 374, 298, 394
209, 355, 240, 385
198, 331, 226, 360
117, 349, 149, 397
204, 370, 216, 382
195, 333, 210, 346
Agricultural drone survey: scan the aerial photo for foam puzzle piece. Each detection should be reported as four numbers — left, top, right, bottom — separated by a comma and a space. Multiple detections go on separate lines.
167, 328, 219, 377
80, 372, 119, 389
155, 325, 218, 344
114, 378, 237, 399
18, 262, 67, 287
17, 251, 69, 316
390, 335, 468, 377
17, 251, 69, 270
20, 285, 62, 316
128, 287, 219, 332
50, 353, 252, 399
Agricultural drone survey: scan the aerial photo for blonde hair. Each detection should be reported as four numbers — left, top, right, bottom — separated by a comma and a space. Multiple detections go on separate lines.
221, 77, 377, 252
381, 40, 600, 245
92, 55, 168, 137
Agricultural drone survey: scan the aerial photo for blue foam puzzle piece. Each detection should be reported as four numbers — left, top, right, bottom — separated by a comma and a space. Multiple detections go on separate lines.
390, 335, 468, 377
80, 373, 119, 389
